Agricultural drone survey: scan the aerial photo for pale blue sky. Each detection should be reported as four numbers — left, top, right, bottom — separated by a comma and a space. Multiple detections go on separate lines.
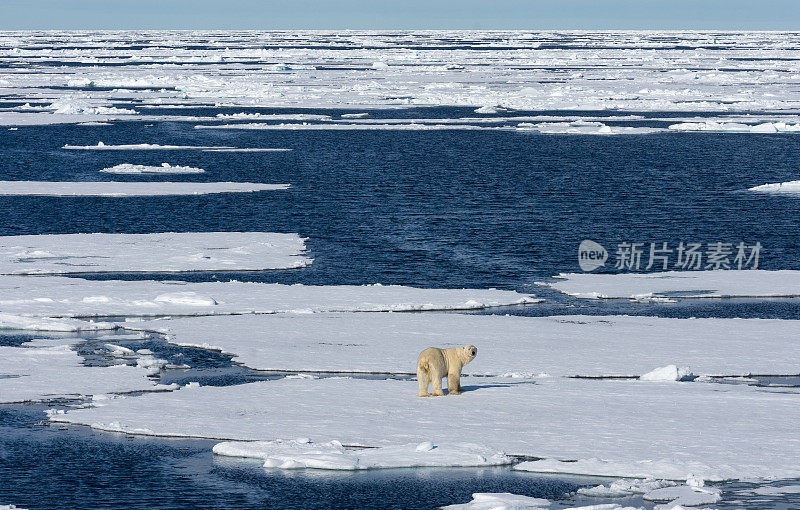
2, 0, 799, 30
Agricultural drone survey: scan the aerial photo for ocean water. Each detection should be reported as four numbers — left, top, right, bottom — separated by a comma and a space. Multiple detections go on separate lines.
3, 109, 800, 508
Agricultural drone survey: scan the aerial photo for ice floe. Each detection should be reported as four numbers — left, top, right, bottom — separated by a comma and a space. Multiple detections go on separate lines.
544, 270, 800, 300
669, 121, 800, 133
62, 142, 290, 151
0, 313, 116, 332
213, 439, 510, 470
517, 121, 663, 135
0, 276, 537, 318
0, 232, 311, 274
440, 492, 550, 509
0, 181, 289, 196
578, 478, 676, 498
6, 31, 800, 113
639, 365, 695, 382
99, 163, 205, 174
579, 477, 719, 508
195, 122, 487, 131
642, 483, 721, 507
127, 313, 800, 377
748, 484, 800, 495
49, 375, 800, 480
749, 180, 800, 194
0, 344, 166, 403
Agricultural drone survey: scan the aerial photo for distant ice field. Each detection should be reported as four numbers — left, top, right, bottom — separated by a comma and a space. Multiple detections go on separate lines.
4, 31, 800, 117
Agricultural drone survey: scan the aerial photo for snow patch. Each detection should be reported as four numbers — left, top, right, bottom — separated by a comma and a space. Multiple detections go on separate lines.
213, 439, 511, 470
441, 493, 550, 509
99, 163, 205, 174
0, 181, 289, 196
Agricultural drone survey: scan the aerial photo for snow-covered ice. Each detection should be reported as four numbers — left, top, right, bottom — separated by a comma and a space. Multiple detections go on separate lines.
49, 375, 800, 481
0, 232, 311, 274
440, 492, 551, 509
213, 438, 510, 470
0, 276, 538, 318
749, 484, 800, 495
639, 365, 695, 382
517, 121, 662, 135
0, 344, 166, 403
99, 163, 205, 174
749, 180, 800, 194
127, 313, 800, 376
5, 31, 800, 113
544, 270, 800, 299
0, 313, 116, 332
669, 121, 800, 133
0, 181, 289, 196
578, 478, 676, 498
642, 485, 721, 506
62, 142, 290, 152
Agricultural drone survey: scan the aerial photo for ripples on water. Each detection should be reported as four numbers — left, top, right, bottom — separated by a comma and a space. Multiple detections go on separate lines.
3, 106, 800, 508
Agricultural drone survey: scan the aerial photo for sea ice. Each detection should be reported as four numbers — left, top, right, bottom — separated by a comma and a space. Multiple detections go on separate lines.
578, 478, 676, 498
642, 485, 721, 506
749, 180, 800, 194
0, 232, 311, 274
62, 142, 290, 151
0, 313, 116, 332
517, 121, 663, 135
99, 163, 205, 174
0, 344, 165, 403
49, 376, 800, 481
749, 484, 800, 495
0, 276, 538, 318
544, 270, 800, 300
669, 121, 800, 133
639, 365, 695, 382
213, 439, 511, 470
126, 313, 800, 377
0, 181, 289, 196
440, 492, 550, 509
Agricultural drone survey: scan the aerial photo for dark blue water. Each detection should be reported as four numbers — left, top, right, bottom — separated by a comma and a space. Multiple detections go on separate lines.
4, 108, 800, 508
0, 404, 594, 510
3, 107, 800, 317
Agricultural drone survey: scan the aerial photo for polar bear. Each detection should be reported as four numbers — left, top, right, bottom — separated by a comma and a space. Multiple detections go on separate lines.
416, 345, 477, 397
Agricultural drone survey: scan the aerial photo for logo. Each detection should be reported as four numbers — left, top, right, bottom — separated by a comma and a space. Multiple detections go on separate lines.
578, 240, 608, 272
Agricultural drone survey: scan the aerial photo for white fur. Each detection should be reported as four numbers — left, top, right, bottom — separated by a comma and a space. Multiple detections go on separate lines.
416, 345, 477, 397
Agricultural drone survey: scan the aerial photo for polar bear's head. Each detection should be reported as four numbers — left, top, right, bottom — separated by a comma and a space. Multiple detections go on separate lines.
460, 345, 477, 364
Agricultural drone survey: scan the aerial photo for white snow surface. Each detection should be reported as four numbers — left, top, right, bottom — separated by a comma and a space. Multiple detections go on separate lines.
749, 180, 800, 194
0, 181, 289, 196
127, 313, 800, 376
62, 142, 290, 151
0, 313, 116, 332
213, 439, 511, 470
5, 31, 800, 113
99, 163, 205, 174
669, 121, 800, 133
642, 485, 722, 506
0, 232, 311, 274
0, 276, 538, 318
49, 375, 800, 481
578, 478, 676, 498
749, 484, 800, 495
639, 365, 695, 382
0, 344, 165, 403
544, 270, 800, 299
440, 492, 551, 509
517, 121, 662, 135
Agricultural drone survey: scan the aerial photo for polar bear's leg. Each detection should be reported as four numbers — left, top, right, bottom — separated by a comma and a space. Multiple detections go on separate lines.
417, 367, 430, 397
431, 374, 445, 396
447, 371, 461, 395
